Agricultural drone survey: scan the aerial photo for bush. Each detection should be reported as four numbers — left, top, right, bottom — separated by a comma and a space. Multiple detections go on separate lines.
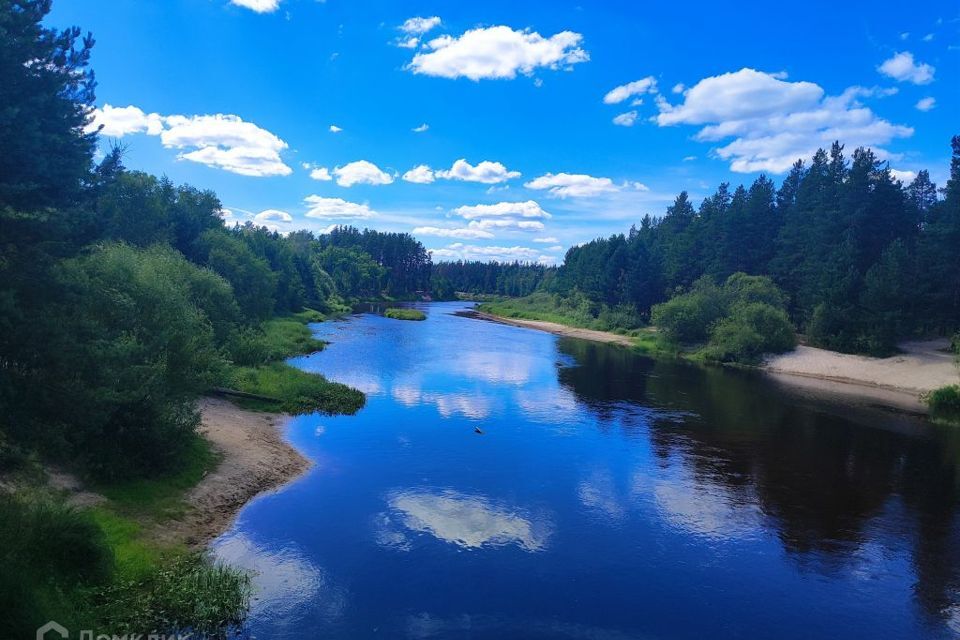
0, 495, 113, 636
384, 308, 426, 321
928, 385, 960, 424
651, 277, 725, 343
704, 303, 797, 364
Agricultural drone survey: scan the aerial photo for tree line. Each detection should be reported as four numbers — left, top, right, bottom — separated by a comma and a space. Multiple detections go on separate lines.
550, 140, 960, 355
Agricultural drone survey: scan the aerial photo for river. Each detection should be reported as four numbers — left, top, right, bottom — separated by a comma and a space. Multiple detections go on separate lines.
214, 301, 960, 639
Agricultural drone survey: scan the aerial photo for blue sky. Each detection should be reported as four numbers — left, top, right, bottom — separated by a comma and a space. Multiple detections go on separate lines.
51, 0, 958, 263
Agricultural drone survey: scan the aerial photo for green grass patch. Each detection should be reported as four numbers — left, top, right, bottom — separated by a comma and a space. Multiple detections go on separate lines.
227, 362, 365, 415
478, 292, 643, 332
385, 307, 426, 321
95, 435, 220, 521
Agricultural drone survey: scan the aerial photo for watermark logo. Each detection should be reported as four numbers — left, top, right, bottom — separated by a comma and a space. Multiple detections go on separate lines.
36, 621, 68, 640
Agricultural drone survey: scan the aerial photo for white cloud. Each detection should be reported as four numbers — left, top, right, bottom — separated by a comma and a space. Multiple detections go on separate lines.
657, 68, 823, 126
408, 25, 588, 81
603, 76, 657, 104
524, 172, 620, 198
303, 195, 376, 219
400, 16, 441, 35
395, 36, 420, 49
329, 124, 343, 133
923, 33, 934, 42
672, 83, 685, 94
453, 201, 551, 220
253, 209, 293, 223
468, 218, 545, 231
412, 226, 494, 240
915, 97, 936, 112
412, 123, 429, 133
402, 165, 435, 184
612, 111, 638, 127
533, 236, 558, 244
332, 160, 394, 187
878, 52, 935, 84
655, 68, 913, 173
88, 107, 292, 177
86, 104, 163, 137
890, 169, 917, 183
230, 0, 280, 13
309, 166, 332, 181
436, 159, 520, 183
429, 243, 551, 264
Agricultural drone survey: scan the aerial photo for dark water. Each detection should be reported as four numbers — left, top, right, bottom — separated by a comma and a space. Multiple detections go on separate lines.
214, 301, 960, 639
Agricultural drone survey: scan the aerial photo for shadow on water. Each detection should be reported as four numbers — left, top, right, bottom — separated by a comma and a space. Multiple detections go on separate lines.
557, 337, 960, 623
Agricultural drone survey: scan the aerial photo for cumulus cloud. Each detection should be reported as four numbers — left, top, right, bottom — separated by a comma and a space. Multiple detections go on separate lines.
402, 165, 435, 184
308, 166, 332, 181
429, 243, 553, 264
400, 16, 441, 34
468, 218, 545, 231
332, 160, 394, 187
303, 195, 376, 219
87, 107, 292, 177
524, 172, 620, 198
533, 236, 558, 244
329, 124, 343, 133
412, 226, 494, 240
412, 123, 430, 133
453, 201, 551, 220
407, 25, 588, 80
86, 104, 163, 137
915, 97, 936, 112
878, 52, 935, 84
436, 159, 520, 183
603, 76, 658, 104
253, 209, 292, 223
230, 0, 280, 13
655, 68, 913, 173
612, 111, 638, 127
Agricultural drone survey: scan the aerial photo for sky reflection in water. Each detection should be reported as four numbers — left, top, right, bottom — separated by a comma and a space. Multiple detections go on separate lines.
214, 301, 960, 640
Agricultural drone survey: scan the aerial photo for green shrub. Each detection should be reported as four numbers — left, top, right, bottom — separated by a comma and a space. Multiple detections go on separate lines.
0, 495, 114, 636
704, 303, 797, 364
929, 385, 960, 423
651, 278, 725, 343
384, 308, 426, 321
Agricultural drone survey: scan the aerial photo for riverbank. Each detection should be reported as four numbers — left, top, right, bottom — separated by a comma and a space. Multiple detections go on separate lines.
463, 310, 637, 347
470, 309, 957, 407
158, 398, 309, 547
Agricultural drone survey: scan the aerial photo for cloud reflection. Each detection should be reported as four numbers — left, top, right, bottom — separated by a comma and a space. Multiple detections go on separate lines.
378, 488, 550, 551
391, 383, 492, 419
214, 532, 347, 625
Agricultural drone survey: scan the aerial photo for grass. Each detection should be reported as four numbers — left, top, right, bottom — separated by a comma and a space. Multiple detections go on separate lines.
95, 435, 220, 521
227, 362, 365, 415
928, 384, 960, 426
384, 307, 426, 321
478, 292, 643, 333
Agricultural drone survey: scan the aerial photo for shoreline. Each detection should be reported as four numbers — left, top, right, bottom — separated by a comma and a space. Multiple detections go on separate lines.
467, 309, 957, 411
158, 397, 310, 548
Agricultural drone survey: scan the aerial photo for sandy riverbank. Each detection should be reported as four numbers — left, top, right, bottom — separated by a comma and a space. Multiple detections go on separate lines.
469, 310, 957, 405
464, 310, 636, 347
763, 340, 958, 395
161, 397, 310, 547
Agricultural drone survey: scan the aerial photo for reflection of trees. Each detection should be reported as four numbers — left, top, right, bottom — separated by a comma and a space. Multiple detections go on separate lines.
556, 338, 960, 622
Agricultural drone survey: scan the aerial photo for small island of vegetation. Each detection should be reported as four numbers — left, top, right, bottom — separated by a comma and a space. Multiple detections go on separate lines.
385, 308, 427, 321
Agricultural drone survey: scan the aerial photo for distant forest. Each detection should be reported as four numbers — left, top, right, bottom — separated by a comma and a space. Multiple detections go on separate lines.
472, 140, 960, 357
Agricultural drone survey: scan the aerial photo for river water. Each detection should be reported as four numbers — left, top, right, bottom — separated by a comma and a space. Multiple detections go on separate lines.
214, 301, 960, 639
